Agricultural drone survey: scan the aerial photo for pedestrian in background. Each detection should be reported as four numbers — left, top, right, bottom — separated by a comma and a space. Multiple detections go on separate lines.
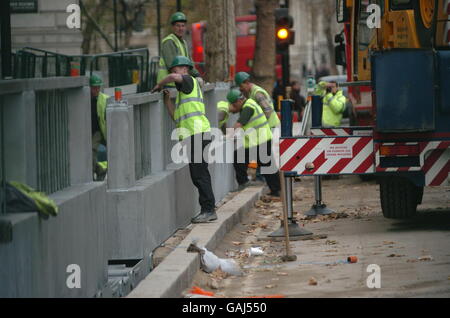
290, 80, 306, 120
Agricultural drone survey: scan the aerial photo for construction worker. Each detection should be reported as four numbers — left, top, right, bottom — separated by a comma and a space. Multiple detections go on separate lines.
314, 80, 328, 97
234, 72, 281, 129
157, 12, 198, 87
217, 101, 230, 134
90, 74, 108, 180
321, 81, 347, 127
151, 56, 217, 224
226, 89, 281, 196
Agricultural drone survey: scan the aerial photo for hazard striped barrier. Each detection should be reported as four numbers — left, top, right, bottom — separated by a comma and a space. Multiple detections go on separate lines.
280, 136, 375, 176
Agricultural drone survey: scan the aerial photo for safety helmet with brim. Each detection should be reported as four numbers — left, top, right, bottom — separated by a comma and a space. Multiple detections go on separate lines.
227, 89, 244, 104
171, 12, 187, 24
235, 72, 251, 86
170, 56, 193, 71
90, 74, 103, 87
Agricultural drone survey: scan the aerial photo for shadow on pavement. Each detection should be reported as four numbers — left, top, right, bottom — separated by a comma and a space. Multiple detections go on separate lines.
387, 209, 450, 232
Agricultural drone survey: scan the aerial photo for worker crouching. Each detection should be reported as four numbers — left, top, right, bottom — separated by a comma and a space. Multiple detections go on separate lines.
226, 89, 281, 197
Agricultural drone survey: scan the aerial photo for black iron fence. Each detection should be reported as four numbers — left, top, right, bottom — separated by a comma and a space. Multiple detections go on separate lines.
12, 47, 155, 93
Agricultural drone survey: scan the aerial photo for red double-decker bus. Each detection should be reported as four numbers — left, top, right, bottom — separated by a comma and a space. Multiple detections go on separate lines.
191, 15, 282, 79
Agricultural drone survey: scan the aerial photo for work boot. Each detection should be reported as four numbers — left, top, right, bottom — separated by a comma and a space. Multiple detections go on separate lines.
191, 211, 218, 224
268, 190, 280, 197
231, 181, 260, 193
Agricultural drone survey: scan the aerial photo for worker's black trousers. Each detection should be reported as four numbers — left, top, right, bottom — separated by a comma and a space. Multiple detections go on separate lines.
233, 140, 281, 193
186, 134, 216, 213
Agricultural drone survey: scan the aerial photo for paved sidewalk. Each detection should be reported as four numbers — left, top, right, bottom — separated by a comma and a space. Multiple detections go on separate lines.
127, 186, 265, 298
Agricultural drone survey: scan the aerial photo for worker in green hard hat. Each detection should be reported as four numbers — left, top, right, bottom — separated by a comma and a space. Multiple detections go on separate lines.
226, 89, 281, 196
157, 11, 199, 87
90, 74, 109, 181
235, 72, 281, 129
151, 56, 217, 224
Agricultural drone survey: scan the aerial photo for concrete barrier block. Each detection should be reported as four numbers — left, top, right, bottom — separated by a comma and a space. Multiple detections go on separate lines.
39, 0, 74, 12
0, 183, 107, 298
11, 13, 56, 28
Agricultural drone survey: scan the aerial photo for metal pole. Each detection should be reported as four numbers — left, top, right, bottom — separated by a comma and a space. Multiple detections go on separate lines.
0, 0, 12, 79
157, 0, 161, 56
176, 0, 182, 12
114, 0, 118, 51
315, 176, 322, 204
286, 176, 293, 219
269, 99, 313, 237
1, 98, 5, 215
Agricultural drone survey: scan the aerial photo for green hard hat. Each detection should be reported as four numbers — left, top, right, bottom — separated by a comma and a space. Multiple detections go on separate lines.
227, 89, 243, 104
90, 74, 103, 86
170, 12, 187, 24
170, 56, 193, 70
235, 72, 251, 86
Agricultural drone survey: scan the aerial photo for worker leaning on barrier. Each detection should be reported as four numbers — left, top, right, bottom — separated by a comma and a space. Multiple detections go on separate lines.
234, 72, 281, 129
151, 56, 217, 224
90, 74, 109, 180
226, 89, 281, 197
217, 100, 230, 134
321, 81, 347, 128
157, 12, 199, 87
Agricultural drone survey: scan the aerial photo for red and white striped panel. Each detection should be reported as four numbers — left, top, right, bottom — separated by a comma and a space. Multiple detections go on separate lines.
280, 136, 375, 176
310, 128, 373, 137
423, 141, 450, 186
375, 141, 450, 186
310, 128, 353, 136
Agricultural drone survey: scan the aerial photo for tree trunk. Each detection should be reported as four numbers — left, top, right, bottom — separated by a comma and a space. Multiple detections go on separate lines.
205, 0, 236, 82
323, 0, 338, 74
253, 0, 277, 93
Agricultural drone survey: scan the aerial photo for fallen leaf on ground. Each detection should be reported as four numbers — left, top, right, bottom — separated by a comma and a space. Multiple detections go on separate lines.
277, 272, 288, 276
383, 241, 395, 245
232, 241, 242, 246
387, 254, 405, 258
418, 255, 434, 262
209, 279, 221, 290
308, 277, 318, 286
326, 240, 338, 245
265, 284, 276, 289
210, 269, 228, 280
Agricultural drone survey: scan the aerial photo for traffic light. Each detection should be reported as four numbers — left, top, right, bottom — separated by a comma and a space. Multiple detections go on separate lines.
275, 8, 295, 51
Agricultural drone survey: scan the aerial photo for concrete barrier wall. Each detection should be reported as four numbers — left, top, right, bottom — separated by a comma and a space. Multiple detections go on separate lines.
106, 82, 237, 260
0, 77, 107, 298
0, 78, 236, 297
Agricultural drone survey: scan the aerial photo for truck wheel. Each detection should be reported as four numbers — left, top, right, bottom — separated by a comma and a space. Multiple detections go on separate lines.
413, 0, 438, 47
380, 177, 418, 219
415, 185, 424, 205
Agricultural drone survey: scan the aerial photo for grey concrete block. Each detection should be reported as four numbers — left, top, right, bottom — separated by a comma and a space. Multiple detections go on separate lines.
127, 187, 264, 298
3, 91, 37, 188
39, 0, 75, 12
11, 13, 56, 28
0, 183, 107, 298
107, 103, 136, 189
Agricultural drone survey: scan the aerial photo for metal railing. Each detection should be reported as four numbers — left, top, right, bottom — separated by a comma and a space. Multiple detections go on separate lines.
12, 47, 152, 93
35, 89, 70, 194
0, 96, 5, 215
